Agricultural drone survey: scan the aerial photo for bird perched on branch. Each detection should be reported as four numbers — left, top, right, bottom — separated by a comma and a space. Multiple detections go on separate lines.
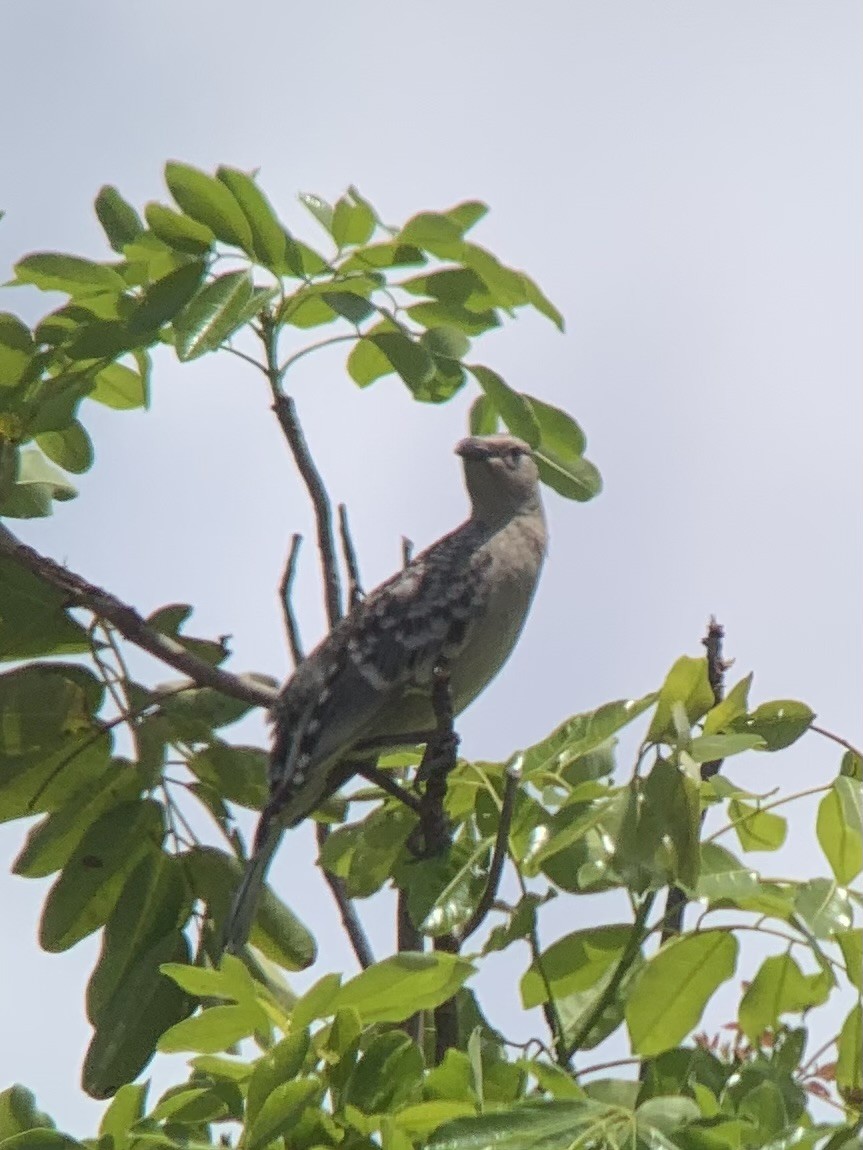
223, 434, 547, 953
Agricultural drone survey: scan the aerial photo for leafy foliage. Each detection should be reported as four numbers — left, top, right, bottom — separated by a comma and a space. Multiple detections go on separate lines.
1, 166, 860, 1150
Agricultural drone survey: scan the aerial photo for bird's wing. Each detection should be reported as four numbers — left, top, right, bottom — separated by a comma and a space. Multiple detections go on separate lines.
266, 526, 490, 826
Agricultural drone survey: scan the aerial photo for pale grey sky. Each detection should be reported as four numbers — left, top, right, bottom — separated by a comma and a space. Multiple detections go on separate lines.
1, 0, 860, 1135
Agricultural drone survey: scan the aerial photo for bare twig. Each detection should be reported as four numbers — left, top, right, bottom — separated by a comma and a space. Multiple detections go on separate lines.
356, 764, 423, 814
810, 724, 863, 760
269, 390, 343, 628
338, 503, 364, 608
516, 870, 568, 1066
458, 758, 521, 945
398, 893, 425, 1045
279, 533, 305, 666
316, 822, 375, 970
0, 524, 275, 709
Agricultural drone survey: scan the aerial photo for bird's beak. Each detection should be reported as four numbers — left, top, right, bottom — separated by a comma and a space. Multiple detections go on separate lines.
455, 437, 491, 461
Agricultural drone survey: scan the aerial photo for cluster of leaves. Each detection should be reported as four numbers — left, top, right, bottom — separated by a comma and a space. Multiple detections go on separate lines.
0, 162, 599, 520
1, 168, 860, 1150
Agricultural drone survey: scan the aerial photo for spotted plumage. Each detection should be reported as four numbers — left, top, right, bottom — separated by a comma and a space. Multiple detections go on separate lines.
223, 434, 547, 953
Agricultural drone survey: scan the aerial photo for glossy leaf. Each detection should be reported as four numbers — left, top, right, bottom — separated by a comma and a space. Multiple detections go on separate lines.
520, 925, 630, 1008
794, 879, 853, 938
522, 695, 656, 780
729, 799, 787, 852
626, 931, 738, 1056
216, 166, 290, 271
429, 1100, 608, 1150
368, 332, 436, 390
334, 953, 474, 1024
144, 202, 215, 254
0, 313, 34, 387
158, 1001, 266, 1054
469, 394, 500, 436
88, 362, 148, 410
94, 186, 144, 253
817, 777, 862, 883
836, 929, 862, 990
127, 260, 206, 334
332, 192, 376, 248
39, 800, 164, 952
1, 448, 76, 517
246, 1030, 310, 1123
14, 253, 126, 297
738, 953, 831, 1041
245, 1079, 320, 1150
344, 1031, 423, 1114
173, 270, 254, 360
837, 1003, 862, 1102
468, 365, 540, 445
187, 742, 267, 810
420, 326, 471, 360
399, 212, 463, 257
647, 656, 715, 743
0, 559, 89, 660
35, 421, 93, 475
319, 291, 376, 325
702, 674, 754, 735
735, 700, 815, 751
82, 931, 192, 1099
165, 162, 254, 251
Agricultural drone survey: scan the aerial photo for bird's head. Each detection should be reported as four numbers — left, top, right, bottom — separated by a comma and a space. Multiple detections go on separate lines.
455, 434, 542, 525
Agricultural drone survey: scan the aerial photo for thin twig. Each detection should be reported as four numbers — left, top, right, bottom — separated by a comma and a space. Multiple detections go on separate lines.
402, 536, 414, 566
316, 822, 375, 970
810, 724, 863, 760
458, 759, 521, 945
0, 524, 275, 709
279, 533, 305, 666
338, 503, 364, 608
516, 871, 568, 1066
356, 764, 423, 814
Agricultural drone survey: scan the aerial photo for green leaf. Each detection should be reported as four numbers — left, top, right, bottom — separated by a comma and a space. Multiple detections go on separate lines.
840, 749, 862, 781
647, 656, 715, 743
94, 186, 144, 253
729, 799, 787, 852
695, 843, 762, 905
368, 332, 436, 391
0, 313, 34, 387
408, 301, 499, 338
469, 395, 500, 436
520, 925, 630, 1008
702, 674, 754, 735
127, 260, 206, 334
39, 799, 164, 951
98, 1082, 148, 1144
0, 558, 89, 661
400, 212, 464, 257
525, 395, 585, 456
13, 759, 143, 878
836, 929, 862, 990
521, 271, 565, 330
400, 267, 493, 308
35, 421, 93, 475
1, 447, 77, 517
82, 931, 192, 1099
428, 1100, 607, 1150
738, 953, 832, 1041
144, 202, 216, 254
347, 334, 394, 386
87, 853, 189, 1026
63, 319, 143, 362
158, 1001, 266, 1054
245, 1079, 320, 1150
332, 192, 376, 248
246, 1030, 310, 1123
216, 166, 290, 271
0, 1133, 84, 1149
345, 1031, 423, 1115
299, 192, 334, 233
173, 270, 254, 360
421, 326, 471, 360
335, 953, 475, 1024
794, 878, 853, 938
626, 931, 738, 1056
0, 1085, 55, 1138
817, 777, 862, 883
89, 362, 148, 410
188, 742, 267, 810
687, 732, 765, 762
446, 201, 489, 233
468, 365, 540, 445
319, 291, 376, 325
522, 695, 656, 780
535, 449, 603, 502
14, 253, 126, 297
165, 161, 254, 251
343, 241, 425, 271
735, 700, 815, 751
836, 1003, 862, 1101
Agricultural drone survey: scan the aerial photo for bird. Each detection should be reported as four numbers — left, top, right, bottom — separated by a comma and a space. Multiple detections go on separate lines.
223, 433, 547, 953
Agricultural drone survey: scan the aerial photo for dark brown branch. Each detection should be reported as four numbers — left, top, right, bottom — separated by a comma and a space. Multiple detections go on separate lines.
458, 759, 521, 945
0, 525, 276, 709
398, 892, 425, 1045
279, 533, 305, 666
271, 392, 342, 628
410, 664, 459, 858
660, 617, 728, 945
338, 503, 364, 609
356, 764, 423, 814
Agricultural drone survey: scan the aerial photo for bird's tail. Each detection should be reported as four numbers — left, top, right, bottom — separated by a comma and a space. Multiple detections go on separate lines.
222, 821, 283, 955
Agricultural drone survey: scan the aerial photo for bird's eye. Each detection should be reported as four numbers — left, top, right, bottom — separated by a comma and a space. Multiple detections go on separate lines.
506, 447, 522, 467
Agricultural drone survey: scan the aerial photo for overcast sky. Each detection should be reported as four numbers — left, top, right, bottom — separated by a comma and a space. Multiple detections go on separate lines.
1, 1, 860, 1136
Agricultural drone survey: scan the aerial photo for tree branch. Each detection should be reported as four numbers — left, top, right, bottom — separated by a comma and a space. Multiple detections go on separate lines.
458, 758, 521, 945
316, 822, 375, 970
0, 524, 275, 709
338, 503, 364, 609
279, 532, 305, 667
